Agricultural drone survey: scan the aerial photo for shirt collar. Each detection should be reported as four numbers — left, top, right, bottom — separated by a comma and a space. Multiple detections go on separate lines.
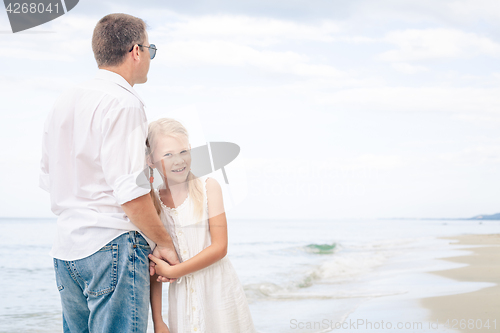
95, 69, 146, 107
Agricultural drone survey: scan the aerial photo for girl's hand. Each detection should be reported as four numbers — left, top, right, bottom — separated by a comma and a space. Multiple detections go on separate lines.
154, 320, 170, 333
149, 253, 175, 278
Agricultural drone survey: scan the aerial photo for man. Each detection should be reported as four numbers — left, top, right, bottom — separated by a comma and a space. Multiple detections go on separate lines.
40, 13, 178, 332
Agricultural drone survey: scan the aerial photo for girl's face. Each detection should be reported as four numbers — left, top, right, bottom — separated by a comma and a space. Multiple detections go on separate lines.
150, 134, 191, 185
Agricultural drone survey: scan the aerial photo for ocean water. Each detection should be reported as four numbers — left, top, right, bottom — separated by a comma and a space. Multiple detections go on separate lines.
0, 217, 498, 333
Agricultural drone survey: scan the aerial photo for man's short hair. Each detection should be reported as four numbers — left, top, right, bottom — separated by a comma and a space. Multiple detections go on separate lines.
92, 13, 147, 67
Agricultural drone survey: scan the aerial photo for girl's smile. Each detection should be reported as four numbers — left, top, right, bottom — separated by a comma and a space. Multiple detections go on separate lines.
172, 166, 186, 173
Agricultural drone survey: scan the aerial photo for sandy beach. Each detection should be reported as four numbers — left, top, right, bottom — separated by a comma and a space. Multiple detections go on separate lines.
421, 234, 500, 333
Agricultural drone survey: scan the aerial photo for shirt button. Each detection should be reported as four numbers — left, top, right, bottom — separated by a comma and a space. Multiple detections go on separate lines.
177, 231, 183, 236
193, 328, 198, 331
190, 288, 194, 293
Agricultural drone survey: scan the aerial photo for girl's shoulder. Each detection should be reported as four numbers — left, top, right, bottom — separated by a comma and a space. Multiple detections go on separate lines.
204, 177, 224, 212
204, 177, 221, 194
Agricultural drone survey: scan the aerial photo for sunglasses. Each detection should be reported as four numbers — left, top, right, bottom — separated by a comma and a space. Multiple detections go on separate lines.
129, 43, 157, 59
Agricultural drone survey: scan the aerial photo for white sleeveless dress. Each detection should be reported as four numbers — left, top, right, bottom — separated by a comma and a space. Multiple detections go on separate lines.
155, 177, 256, 333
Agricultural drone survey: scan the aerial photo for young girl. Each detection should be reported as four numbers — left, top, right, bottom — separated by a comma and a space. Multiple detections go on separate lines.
146, 118, 256, 333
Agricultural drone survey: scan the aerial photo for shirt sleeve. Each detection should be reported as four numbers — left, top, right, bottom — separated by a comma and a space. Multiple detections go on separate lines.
100, 104, 151, 205
39, 113, 51, 192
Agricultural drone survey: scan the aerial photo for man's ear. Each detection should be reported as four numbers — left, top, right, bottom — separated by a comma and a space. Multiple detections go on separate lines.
130, 45, 141, 61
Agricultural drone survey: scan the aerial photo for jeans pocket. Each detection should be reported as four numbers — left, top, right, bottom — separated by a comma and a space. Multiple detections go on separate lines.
53, 259, 64, 292
85, 245, 118, 297
135, 233, 151, 251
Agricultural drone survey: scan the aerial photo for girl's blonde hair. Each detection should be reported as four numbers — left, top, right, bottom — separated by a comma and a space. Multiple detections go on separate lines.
146, 118, 204, 221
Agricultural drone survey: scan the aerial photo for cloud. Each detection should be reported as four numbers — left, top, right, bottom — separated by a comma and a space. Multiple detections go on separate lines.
160, 40, 343, 77
380, 28, 500, 62
0, 14, 96, 62
155, 14, 340, 46
439, 144, 500, 166
446, 0, 500, 25
391, 62, 428, 74
344, 0, 500, 33
146, 13, 344, 78
0, 75, 75, 93
453, 113, 500, 124
242, 154, 410, 175
316, 86, 500, 113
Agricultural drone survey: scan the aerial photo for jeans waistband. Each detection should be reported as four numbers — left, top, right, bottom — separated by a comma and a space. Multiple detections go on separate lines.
127, 231, 149, 248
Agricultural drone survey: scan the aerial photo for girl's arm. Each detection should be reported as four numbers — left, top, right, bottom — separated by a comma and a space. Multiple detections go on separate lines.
150, 274, 170, 333
149, 178, 228, 279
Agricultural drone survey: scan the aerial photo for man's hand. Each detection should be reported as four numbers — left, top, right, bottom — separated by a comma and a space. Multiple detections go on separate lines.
149, 245, 180, 282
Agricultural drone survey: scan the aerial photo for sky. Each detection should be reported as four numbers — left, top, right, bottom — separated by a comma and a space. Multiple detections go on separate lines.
1, 0, 500, 219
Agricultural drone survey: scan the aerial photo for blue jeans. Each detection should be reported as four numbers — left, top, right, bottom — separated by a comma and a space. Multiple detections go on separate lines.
53, 231, 151, 333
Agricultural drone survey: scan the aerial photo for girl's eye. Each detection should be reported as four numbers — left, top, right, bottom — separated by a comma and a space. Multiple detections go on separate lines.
181, 150, 188, 154
163, 153, 172, 157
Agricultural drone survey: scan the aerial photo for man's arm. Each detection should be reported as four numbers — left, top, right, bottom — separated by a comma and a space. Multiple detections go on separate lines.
121, 193, 180, 269
99, 104, 179, 271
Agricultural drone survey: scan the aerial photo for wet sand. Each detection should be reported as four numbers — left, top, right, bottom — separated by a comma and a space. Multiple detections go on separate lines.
421, 234, 500, 333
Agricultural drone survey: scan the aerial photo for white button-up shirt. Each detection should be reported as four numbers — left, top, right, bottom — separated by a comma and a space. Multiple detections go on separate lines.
40, 69, 153, 260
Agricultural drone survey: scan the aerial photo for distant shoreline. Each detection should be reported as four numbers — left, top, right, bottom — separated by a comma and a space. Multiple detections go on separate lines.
379, 217, 500, 221
380, 213, 500, 221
